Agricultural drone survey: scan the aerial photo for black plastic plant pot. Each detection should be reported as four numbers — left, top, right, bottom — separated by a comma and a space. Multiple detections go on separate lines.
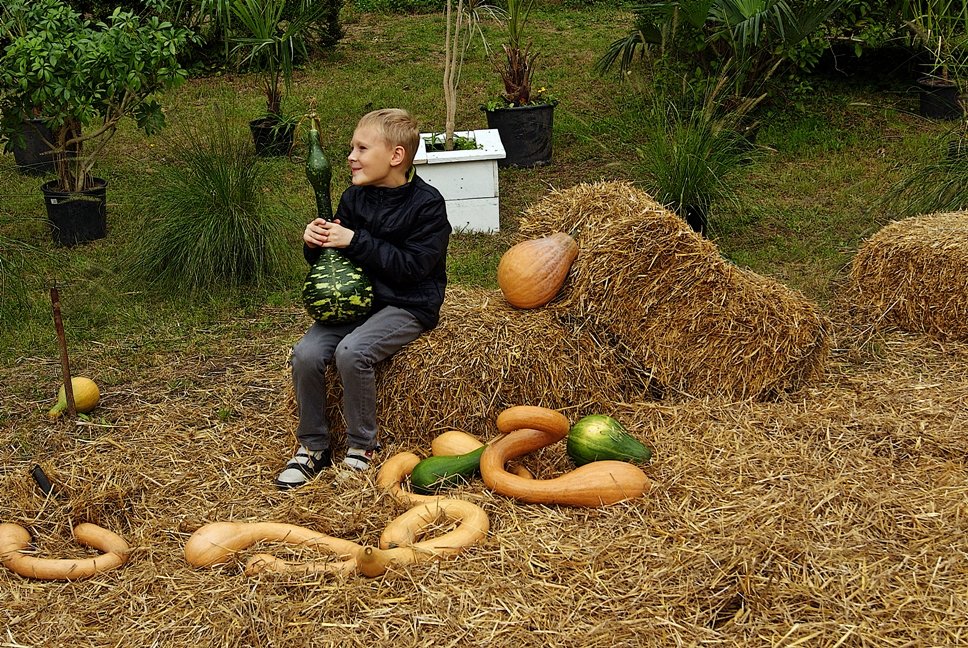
681, 204, 708, 238
42, 178, 108, 246
917, 77, 963, 120
250, 117, 295, 157
12, 118, 56, 175
483, 102, 556, 168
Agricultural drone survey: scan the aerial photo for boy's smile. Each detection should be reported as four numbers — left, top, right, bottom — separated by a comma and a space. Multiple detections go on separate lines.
348, 125, 406, 188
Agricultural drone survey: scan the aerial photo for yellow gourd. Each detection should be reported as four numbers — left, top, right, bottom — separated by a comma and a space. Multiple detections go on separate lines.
48, 377, 100, 418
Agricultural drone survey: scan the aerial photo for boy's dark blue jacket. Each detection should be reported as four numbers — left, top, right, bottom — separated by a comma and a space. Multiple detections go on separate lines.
303, 172, 451, 330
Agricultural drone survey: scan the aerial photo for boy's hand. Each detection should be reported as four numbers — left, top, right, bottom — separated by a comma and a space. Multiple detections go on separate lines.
304, 218, 354, 249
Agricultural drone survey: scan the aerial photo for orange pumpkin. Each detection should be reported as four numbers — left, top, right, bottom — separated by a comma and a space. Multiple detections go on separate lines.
497, 232, 578, 308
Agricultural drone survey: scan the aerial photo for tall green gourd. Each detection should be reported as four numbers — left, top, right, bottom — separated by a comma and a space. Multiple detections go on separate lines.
301, 116, 373, 324
305, 119, 334, 221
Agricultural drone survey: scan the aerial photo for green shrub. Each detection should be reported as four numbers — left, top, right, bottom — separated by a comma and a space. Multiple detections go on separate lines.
157, 0, 345, 73
127, 120, 296, 291
596, 1, 847, 97
788, 0, 911, 72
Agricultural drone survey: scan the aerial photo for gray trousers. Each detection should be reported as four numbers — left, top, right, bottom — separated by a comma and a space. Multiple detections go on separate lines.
291, 305, 423, 452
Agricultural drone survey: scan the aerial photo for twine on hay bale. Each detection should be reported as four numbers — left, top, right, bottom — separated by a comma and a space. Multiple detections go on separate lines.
515, 181, 831, 400
846, 211, 968, 341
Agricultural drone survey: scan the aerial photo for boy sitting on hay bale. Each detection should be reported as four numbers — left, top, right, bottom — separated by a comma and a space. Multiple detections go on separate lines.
275, 109, 451, 490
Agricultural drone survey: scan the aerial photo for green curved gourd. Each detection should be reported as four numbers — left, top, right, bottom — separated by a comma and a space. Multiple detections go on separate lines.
410, 446, 487, 494
301, 120, 373, 324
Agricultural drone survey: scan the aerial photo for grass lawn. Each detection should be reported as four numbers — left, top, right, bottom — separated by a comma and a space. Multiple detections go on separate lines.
2, 4, 967, 647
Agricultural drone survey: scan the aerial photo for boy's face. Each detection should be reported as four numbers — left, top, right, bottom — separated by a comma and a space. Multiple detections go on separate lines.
347, 125, 405, 187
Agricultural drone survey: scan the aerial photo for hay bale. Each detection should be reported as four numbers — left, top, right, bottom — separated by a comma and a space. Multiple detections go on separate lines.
517, 181, 831, 400
362, 286, 646, 445
847, 211, 968, 340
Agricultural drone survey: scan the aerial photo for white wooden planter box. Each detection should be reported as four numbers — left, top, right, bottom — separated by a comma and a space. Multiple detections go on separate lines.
413, 129, 506, 232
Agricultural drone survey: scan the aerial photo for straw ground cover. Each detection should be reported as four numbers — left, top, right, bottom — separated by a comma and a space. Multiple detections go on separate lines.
2, 307, 967, 646
3, 3, 968, 646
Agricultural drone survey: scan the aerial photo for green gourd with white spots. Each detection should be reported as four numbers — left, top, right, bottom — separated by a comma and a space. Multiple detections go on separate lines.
301, 119, 373, 324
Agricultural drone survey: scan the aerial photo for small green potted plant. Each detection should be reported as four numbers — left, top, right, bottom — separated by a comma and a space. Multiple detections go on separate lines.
481, 0, 557, 167
230, 0, 328, 156
0, 0, 192, 245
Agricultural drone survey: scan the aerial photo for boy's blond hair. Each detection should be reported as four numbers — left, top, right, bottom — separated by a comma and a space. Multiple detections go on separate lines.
357, 108, 420, 167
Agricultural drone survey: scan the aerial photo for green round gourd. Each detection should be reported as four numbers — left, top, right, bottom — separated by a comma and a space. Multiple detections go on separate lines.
301, 122, 373, 324
566, 415, 652, 467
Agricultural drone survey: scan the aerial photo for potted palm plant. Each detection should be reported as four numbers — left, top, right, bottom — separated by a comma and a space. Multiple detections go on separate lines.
230, 0, 329, 156
0, 0, 192, 246
481, 0, 557, 168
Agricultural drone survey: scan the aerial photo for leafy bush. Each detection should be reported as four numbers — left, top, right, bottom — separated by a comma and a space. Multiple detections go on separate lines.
788, 0, 910, 72
64, 0, 156, 20
159, 0, 344, 73
0, 0, 193, 192
127, 120, 296, 291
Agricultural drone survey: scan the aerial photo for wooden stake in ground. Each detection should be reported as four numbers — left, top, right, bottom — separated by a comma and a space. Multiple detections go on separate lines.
50, 283, 76, 419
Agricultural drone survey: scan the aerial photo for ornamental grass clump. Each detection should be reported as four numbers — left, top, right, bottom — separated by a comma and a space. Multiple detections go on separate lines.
633, 73, 760, 236
127, 120, 293, 291
885, 127, 968, 215
0, 234, 39, 326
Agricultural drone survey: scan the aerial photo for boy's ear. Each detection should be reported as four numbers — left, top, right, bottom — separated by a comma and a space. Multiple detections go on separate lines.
390, 144, 407, 167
